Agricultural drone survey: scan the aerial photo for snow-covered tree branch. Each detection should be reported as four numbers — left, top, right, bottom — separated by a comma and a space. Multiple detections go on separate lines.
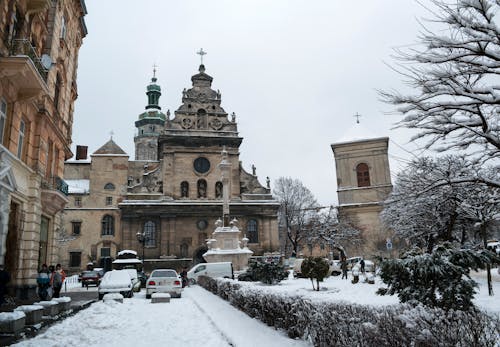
380, 0, 500, 170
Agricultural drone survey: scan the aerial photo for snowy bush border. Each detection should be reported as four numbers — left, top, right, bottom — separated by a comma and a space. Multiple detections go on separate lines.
197, 276, 500, 346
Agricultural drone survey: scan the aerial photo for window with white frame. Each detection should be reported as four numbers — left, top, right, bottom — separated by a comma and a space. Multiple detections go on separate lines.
17, 119, 25, 158
0, 98, 6, 145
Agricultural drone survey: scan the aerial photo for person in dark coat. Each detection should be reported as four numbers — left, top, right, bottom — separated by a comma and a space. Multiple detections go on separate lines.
180, 267, 188, 288
0, 265, 10, 305
360, 259, 366, 274
341, 259, 348, 280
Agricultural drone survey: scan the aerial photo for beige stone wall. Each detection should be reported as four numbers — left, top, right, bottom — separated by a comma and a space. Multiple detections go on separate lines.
162, 147, 240, 199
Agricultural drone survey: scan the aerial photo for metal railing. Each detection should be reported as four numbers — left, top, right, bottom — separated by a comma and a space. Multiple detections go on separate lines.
42, 175, 69, 196
8, 38, 48, 81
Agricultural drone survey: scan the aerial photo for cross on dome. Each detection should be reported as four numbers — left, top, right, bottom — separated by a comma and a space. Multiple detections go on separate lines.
197, 48, 207, 64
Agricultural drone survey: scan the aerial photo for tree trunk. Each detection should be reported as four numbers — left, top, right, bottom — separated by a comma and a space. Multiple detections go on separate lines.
316, 279, 320, 291
481, 224, 493, 296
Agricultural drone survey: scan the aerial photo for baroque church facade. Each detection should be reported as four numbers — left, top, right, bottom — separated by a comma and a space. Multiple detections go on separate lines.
60, 64, 280, 272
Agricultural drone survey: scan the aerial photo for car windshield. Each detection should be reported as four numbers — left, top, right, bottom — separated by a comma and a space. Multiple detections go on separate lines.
151, 270, 177, 278
83, 271, 97, 277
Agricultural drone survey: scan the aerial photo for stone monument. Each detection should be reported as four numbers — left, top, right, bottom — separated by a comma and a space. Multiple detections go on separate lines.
203, 148, 253, 270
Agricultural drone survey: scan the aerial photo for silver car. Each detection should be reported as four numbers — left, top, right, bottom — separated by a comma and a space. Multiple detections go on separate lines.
145, 269, 182, 299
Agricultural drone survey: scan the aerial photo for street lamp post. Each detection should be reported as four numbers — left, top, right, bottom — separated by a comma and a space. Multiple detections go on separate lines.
136, 231, 149, 262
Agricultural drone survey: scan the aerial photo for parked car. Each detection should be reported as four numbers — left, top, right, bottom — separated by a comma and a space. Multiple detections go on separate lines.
352, 259, 375, 273
292, 259, 305, 278
346, 257, 363, 270
145, 269, 182, 299
124, 268, 142, 292
81, 270, 101, 287
187, 262, 234, 284
98, 270, 134, 300
329, 260, 341, 276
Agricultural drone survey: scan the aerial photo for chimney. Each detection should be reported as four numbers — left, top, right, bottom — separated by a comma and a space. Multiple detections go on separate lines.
76, 145, 88, 160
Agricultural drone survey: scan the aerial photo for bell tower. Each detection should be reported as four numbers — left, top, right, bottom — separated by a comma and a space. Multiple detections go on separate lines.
134, 68, 166, 161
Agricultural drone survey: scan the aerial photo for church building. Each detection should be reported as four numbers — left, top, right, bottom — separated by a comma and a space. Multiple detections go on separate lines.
60, 63, 280, 272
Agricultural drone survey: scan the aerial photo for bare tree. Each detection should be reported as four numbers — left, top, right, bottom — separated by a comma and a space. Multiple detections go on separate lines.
273, 177, 318, 257
380, 0, 500, 185
305, 207, 361, 259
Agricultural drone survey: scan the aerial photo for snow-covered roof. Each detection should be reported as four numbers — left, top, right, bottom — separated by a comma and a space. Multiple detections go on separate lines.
117, 250, 137, 256
333, 122, 386, 145
66, 179, 90, 194
112, 258, 142, 264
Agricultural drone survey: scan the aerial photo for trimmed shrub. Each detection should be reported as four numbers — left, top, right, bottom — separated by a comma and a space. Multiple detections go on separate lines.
198, 276, 500, 346
301, 257, 330, 291
237, 261, 288, 285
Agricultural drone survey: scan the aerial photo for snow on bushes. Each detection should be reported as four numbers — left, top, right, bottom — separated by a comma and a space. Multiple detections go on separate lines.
197, 276, 500, 346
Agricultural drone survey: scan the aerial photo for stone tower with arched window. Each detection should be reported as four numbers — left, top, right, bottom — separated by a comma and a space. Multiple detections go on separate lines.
134, 74, 166, 161
331, 123, 392, 257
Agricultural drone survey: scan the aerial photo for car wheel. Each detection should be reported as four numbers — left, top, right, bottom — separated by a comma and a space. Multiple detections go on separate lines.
146, 294, 151, 299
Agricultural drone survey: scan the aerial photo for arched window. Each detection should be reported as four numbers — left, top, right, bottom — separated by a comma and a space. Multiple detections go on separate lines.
181, 181, 189, 198
215, 181, 223, 199
356, 163, 371, 187
247, 219, 258, 243
197, 179, 207, 198
101, 215, 114, 236
144, 221, 156, 247
104, 183, 115, 190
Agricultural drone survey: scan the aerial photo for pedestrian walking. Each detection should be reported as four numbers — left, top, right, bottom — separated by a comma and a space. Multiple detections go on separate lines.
341, 259, 348, 280
51, 264, 66, 298
360, 259, 365, 274
37, 264, 51, 300
180, 267, 188, 288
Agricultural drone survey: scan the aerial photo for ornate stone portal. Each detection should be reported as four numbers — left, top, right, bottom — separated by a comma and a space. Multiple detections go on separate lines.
203, 148, 253, 270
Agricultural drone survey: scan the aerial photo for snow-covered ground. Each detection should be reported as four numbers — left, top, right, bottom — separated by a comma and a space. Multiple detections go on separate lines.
231, 268, 500, 313
13, 287, 309, 347
14, 268, 499, 347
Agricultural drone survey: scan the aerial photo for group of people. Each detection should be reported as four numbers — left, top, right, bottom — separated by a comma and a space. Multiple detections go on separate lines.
340, 257, 365, 280
37, 263, 66, 301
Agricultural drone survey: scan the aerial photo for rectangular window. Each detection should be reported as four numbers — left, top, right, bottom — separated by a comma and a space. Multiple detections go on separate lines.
69, 252, 81, 268
105, 197, 112, 206
100, 247, 110, 257
71, 221, 81, 235
17, 119, 25, 158
0, 98, 6, 145
74, 196, 82, 207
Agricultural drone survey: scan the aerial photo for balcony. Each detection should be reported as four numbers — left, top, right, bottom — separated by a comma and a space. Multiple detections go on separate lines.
41, 176, 69, 215
0, 39, 49, 101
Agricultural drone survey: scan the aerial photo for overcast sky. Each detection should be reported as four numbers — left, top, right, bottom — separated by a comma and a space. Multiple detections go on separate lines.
72, 0, 432, 206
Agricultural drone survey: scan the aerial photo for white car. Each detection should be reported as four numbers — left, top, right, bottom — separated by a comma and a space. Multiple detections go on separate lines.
146, 269, 182, 299
124, 268, 141, 292
98, 270, 134, 300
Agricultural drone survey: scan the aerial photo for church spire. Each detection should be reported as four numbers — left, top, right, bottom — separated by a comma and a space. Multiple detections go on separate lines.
146, 67, 162, 110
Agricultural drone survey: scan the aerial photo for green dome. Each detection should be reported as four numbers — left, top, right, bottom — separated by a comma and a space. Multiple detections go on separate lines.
139, 109, 166, 121
147, 77, 161, 92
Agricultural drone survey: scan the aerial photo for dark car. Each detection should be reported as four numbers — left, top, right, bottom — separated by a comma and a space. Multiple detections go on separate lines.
81, 270, 101, 287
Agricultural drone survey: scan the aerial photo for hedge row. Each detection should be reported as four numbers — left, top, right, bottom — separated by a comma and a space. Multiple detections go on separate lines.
197, 276, 500, 347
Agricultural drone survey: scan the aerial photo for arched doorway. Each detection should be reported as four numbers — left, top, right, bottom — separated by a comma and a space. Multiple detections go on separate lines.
192, 246, 208, 265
